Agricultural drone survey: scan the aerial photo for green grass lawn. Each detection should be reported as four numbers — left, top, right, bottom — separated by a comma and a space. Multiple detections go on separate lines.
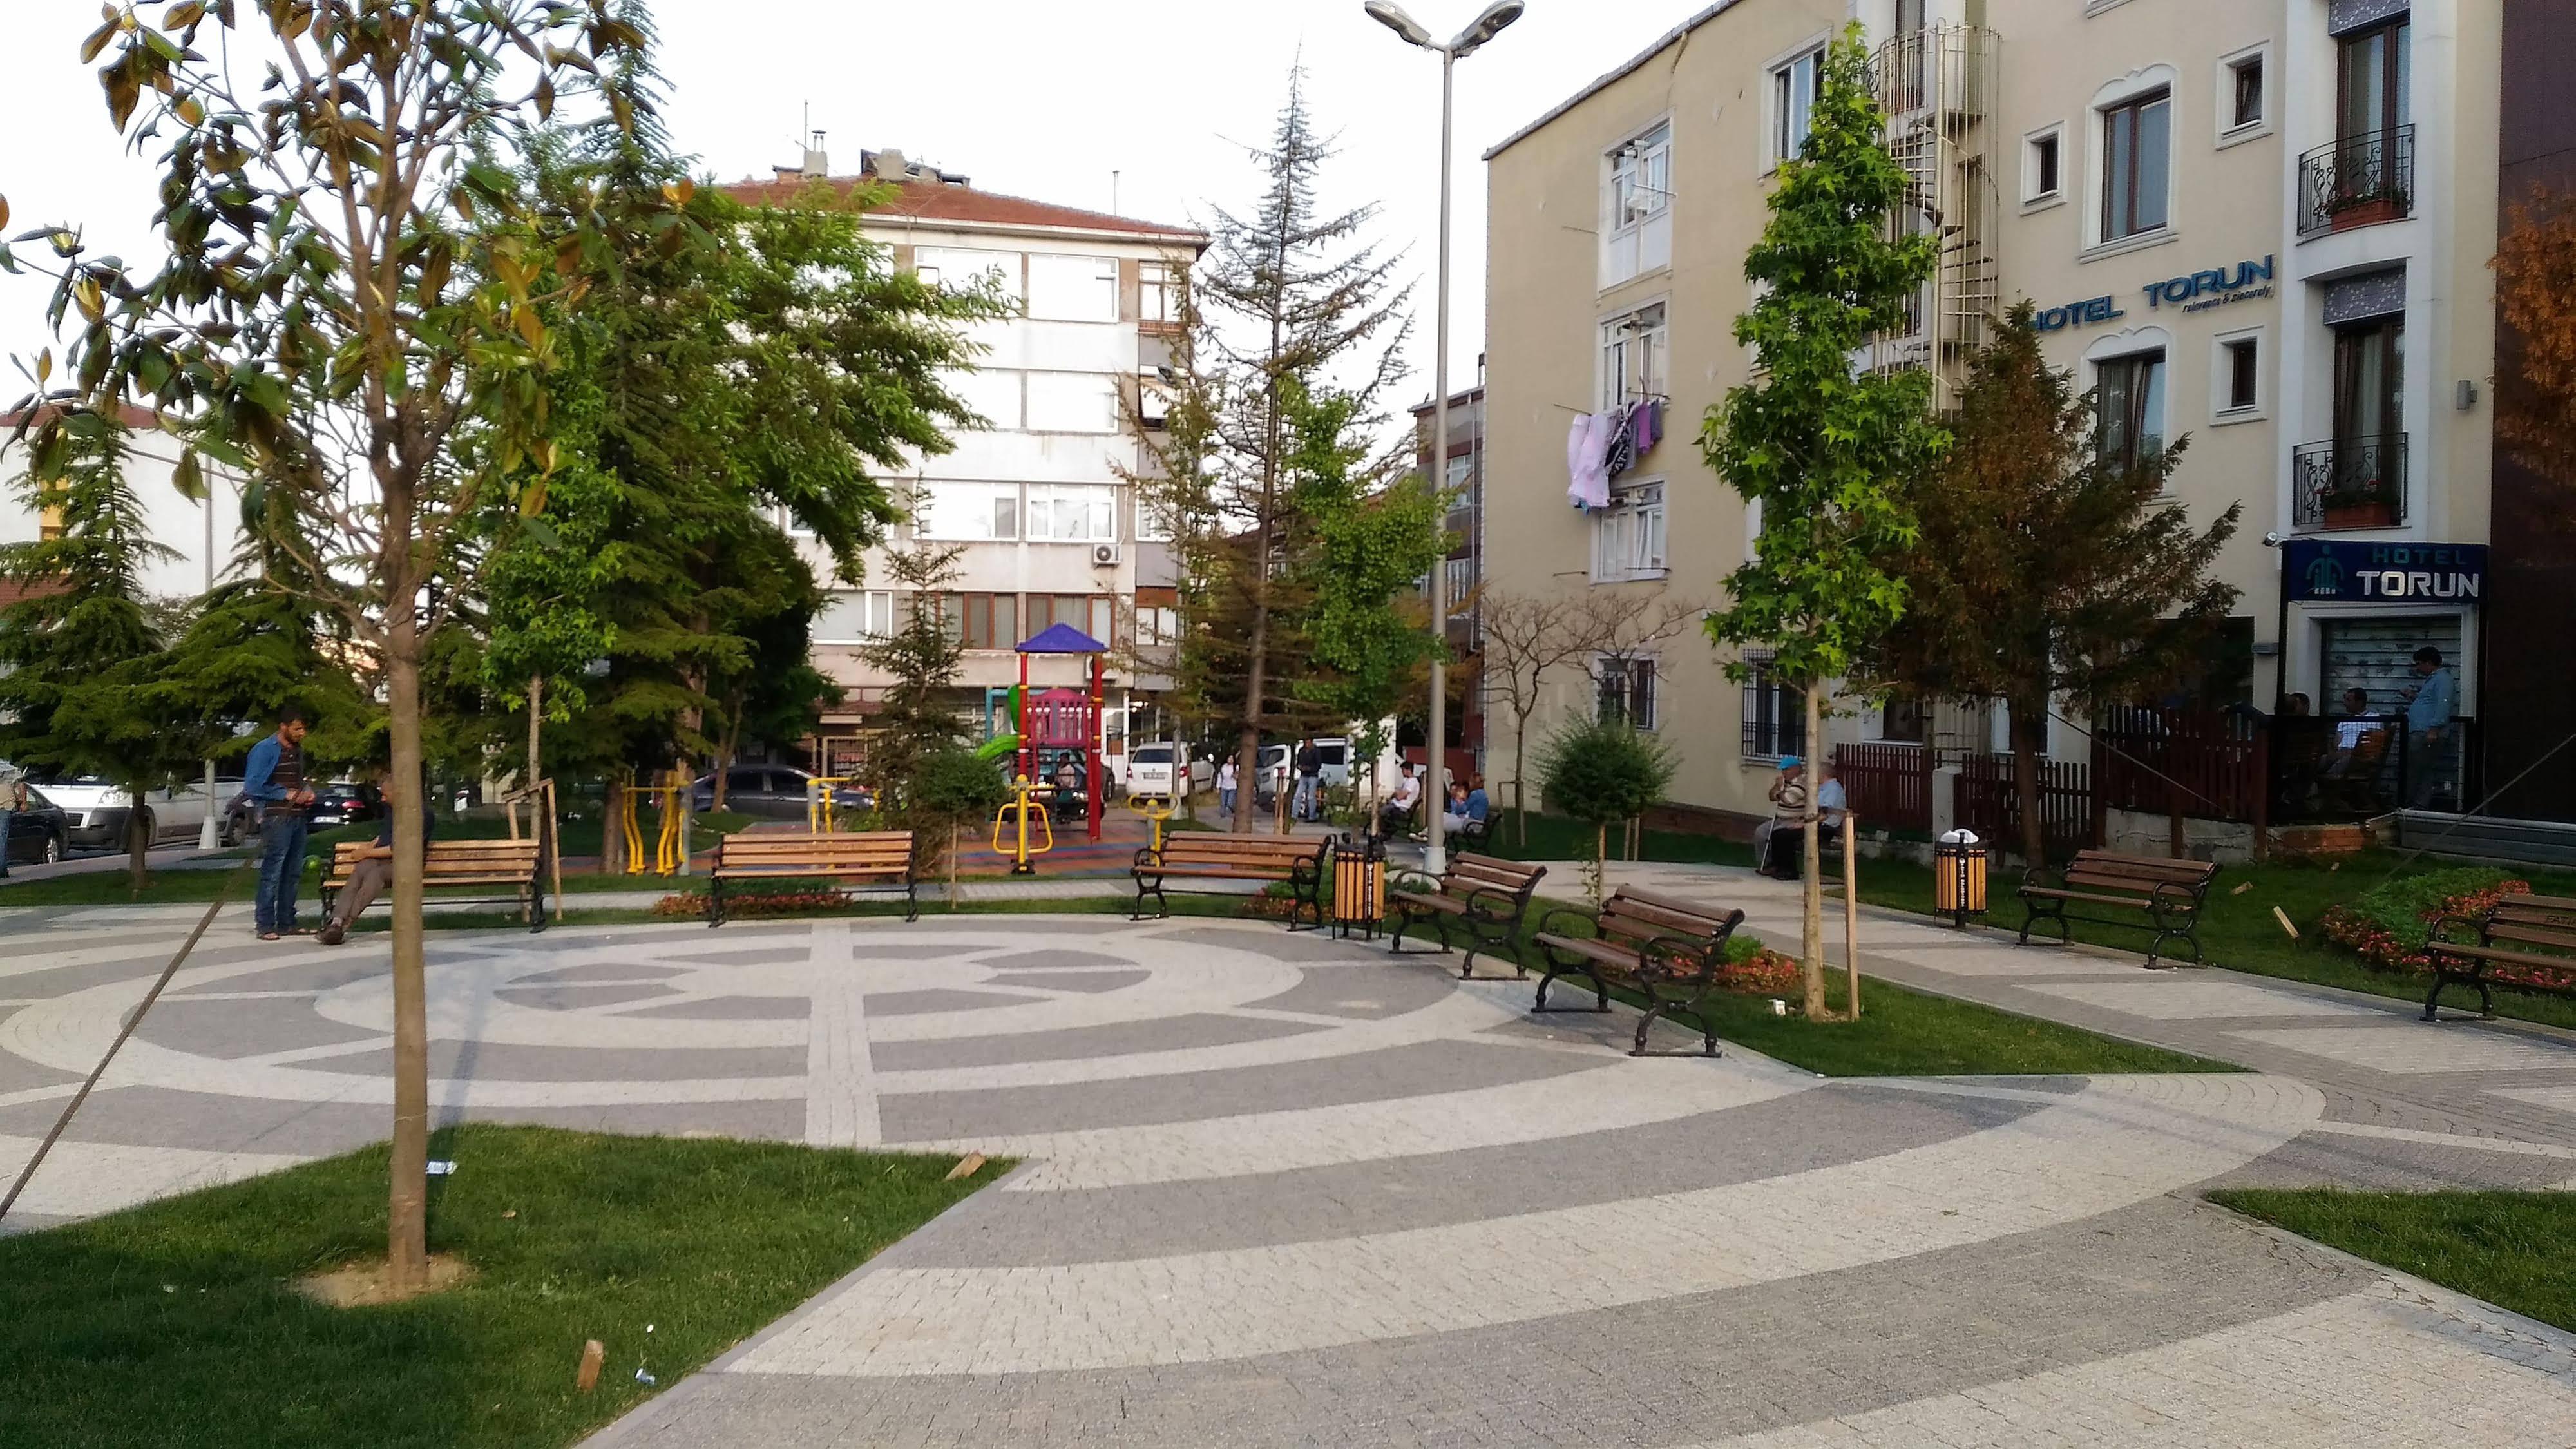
0, 1124, 998, 1449
1849, 849, 2576, 1032
2207, 1188, 2576, 1333
1478, 809, 1757, 868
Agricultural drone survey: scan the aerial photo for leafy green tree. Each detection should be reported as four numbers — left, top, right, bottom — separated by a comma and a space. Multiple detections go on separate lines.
1539, 715, 1677, 906
1875, 303, 2240, 867
0, 415, 190, 889
857, 535, 973, 872
910, 744, 1011, 905
1698, 26, 1943, 1015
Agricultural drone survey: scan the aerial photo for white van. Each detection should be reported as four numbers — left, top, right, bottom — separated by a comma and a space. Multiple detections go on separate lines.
39, 774, 245, 852
1124, 743, 1212, 799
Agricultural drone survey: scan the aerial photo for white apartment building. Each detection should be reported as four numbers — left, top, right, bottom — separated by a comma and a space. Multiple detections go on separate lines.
0, 404, 253, 604
729, 146, 1206, 778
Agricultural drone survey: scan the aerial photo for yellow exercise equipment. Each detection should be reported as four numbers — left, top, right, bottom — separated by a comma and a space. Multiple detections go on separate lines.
991, 775, 1054, 876
805, 774, 861, 833
1125, 792, 1178, 855
620, 772, 693, 876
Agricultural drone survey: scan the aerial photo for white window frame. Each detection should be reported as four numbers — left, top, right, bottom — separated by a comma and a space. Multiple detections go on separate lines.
2021, 123, 2066, 211
2216, 41, 2273, 149
1024, 483, 1119, 543
2081, 66, 2181, 260
813, 590, 896, 645
913, 247, 1020, 302
915, 480, 1020, 542
1599, 117, 1674, 291
2085, 328, 2174, 485
2211, 325, 2266, 424
1138, 260, 1179, 325
1590, 478, 1666, 584
1599, 300, 1668, 411
1026, 253, 1120, 323
1024, 370, 1120, 434
1134, 493, 1175, 542
940, 366, 1022, 431
1766, 43, 1827, 170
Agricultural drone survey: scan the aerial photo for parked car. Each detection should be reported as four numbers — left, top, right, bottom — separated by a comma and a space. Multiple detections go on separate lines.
35, 774, 243, 852
692, 765, 872, 820
1123, 742, 1213, 799
4, 785, 72, 867
307, 781, 384, 830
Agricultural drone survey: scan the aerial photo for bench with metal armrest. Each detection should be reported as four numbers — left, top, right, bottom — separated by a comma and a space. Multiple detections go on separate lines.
1531, 887, 1748, 1057
321, 839, 548, 932
2017, 849, 2217, 967
709, 830, 915, 925
1387, 853, 1546, 978
2423, 894, 2576, 1021
1131, 833, 1328, 928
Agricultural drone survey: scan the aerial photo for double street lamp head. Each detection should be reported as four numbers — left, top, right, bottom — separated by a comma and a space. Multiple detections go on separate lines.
1364, 0, 1525, 57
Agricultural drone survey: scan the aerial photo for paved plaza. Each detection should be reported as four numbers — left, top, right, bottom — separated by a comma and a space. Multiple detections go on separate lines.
3, 874, 2575, 1445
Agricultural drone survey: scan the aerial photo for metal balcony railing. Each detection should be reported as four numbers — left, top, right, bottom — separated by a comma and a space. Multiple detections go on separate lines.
2298, 125, 2415, 238
2292, 434, 2407, 530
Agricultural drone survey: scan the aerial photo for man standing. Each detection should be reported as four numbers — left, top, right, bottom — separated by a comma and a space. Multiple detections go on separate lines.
2399, 647, 2457, 809
0, 755, 22, 879
1293, 739, 1322, 823
243, 709, 316, 941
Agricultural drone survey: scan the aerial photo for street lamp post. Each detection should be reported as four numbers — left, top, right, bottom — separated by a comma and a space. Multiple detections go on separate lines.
1365, 0, 1522, 876
196, 480, 220, 851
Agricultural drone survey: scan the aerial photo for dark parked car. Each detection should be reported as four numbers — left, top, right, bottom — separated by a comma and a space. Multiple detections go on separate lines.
5, 786, 72, 867
692, 766, 871, 820
307, 781, 383, 830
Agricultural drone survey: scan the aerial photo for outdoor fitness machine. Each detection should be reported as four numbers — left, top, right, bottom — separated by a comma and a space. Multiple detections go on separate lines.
619, 770, 693, 876
991, 776, 1054, 876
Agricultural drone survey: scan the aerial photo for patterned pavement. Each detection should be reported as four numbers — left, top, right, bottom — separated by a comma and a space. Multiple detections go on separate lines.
0, 893, 2572, 1445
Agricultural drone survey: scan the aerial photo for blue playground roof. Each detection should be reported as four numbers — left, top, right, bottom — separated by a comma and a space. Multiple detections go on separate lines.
1015, 622, 1106, 653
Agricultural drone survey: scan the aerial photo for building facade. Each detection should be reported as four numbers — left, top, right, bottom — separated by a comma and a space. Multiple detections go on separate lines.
1482, 0, 2514, 832
727, 147, 1206, 778
1412, 383, 1486, 771
0, 405, 253, 605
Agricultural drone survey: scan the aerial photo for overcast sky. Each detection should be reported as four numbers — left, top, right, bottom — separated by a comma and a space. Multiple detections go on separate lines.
0, 0, 1697, 413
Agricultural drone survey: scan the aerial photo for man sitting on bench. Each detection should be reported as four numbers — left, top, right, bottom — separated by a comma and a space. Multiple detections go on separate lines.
318, 768, 428, 947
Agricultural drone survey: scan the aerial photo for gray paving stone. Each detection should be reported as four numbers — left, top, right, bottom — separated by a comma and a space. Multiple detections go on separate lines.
864, 988, 1050, 1016
982, 969, 1148, 993
459, 1098, 805, 1142
298, 1041, 806, 1082
0, 1087, 392, 1157
620, 995, 812, 1021
973, 949, 1134, 971
1241, 964, 1456, 1020
133, 997, 386, 1059
868, 1012, 1322, 1073
516, 961, 694, 984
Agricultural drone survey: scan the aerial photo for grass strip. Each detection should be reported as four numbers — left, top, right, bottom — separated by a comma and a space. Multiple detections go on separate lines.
0, 1124, 998, 1449
2206, 1187, 2576, 1333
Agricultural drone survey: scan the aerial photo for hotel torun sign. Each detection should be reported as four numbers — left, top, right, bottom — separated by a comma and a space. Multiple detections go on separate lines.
2034, 256, 2277, 333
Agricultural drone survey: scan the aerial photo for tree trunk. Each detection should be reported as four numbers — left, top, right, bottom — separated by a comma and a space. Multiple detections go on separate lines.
384, 613, 430, 1290
2010, 699, 2048, 874
1511, 706, 1532, 849
602, 773, 627, 877
1800, 687, 1826, 1021
524, 674, 543, 789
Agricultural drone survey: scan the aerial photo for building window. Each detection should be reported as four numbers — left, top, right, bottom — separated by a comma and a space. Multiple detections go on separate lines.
1610, 122, 1671, 232
1596, 656, 1659, 731
916, 480, 1019, 541
2222, 336, 2260, 413
1139, 261, 1179, 325
1027, 253, 1118, 323
1590, 480, 1666, 583
2338, 17, 2410, 143
1600, 302, 1666, 410
1025, 483, 1117, 542
1442, 555, 1475, 613
2100, 89, 2171, 240
943, 593, 1019, 650
1771, 48, 1823, 164
1027, 593, 1112, 642
2095, 349, 2168, 475
1740, 650, 1804, 760
913, 247, 1018, 300
1135, 604, 1181, 647
1025, 371, 1119, 433
1136, 367, 1172, 430
1880, 695, 1927, 744
2228, 53, 2265, 131
813, 590, 895, 644
2025, 128, 2063, 204
2333, 315, 2405, 451
939, 367, 1022, 430
1135, 495, 1175, 542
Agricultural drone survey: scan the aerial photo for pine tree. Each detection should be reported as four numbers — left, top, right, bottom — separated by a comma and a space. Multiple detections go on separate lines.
1876, 303, 2240, 868
1699, 26, 1945, 1017
858, 535, 972, 874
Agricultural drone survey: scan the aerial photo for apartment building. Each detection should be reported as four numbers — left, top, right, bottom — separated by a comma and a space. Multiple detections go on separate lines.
727, 146, 1207, 777
0, 404, 253, 604
1482, 0, 2519, 830
1412, 383, 1486, 767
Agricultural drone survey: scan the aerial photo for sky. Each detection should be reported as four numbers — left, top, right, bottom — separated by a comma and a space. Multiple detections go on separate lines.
0, 0, 1699, 413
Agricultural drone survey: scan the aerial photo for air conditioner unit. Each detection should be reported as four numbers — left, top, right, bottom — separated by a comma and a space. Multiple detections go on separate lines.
1091, 542, 1121, 568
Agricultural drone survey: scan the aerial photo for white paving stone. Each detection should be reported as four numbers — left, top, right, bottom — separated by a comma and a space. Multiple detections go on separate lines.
2486, 1083, 2576, 1118
2020, 979, 2397, 1022
0, 1133, 309, 1219
728, 1075, 2323, 1376
2230, 1025, 2576, 1075
1682, 1288, 2576, 1448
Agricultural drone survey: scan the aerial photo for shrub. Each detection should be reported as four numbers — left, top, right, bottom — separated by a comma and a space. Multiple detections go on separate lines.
1538, 716, 1677, 827
1712, 934, 1802, 996
2320, 867, 2531, 975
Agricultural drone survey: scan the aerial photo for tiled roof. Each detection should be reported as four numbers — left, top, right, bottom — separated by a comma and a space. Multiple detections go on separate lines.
723, 175, 1205, 245
0, 577, 68, 609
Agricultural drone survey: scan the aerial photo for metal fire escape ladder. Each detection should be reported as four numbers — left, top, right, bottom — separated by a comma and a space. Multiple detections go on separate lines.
1869, 25, 1999, 409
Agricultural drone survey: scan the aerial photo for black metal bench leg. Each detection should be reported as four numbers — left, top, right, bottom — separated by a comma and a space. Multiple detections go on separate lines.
904, 878, 919, 923
708, 878, 725, 928
2476, 973, 2495, 1019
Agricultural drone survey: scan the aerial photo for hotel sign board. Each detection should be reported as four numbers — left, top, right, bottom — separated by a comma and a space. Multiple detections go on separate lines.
2284, 541, 2486, 606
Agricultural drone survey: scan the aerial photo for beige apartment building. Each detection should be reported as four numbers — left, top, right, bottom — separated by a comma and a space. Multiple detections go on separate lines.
1481, 0, 2503, 831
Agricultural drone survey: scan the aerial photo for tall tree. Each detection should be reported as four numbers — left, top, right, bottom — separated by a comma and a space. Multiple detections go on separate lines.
857, 533, 971, 874
1876, 303, 2240, 868
0, 414, 189, 889
6, 0, 654, 1291
2494, 187, 2576, 492
1699, 26, 1945, 1018
1186, 66, 1413, 832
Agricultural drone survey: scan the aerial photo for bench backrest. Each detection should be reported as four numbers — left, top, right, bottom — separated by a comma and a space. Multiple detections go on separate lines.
2061, 850, 2217, 896
1596, 888, 1745, 952
2483, 894, 2576, 955
1441, 853, 1544, 900
1162, 834, 1324, 867
330, 840, 542, 878
717, 831, 913, 872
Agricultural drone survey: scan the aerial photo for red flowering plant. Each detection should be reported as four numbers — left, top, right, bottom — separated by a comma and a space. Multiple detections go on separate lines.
2320, 868, 2533, 976
654, 889, 863, 919
1710, 935, 1804, 995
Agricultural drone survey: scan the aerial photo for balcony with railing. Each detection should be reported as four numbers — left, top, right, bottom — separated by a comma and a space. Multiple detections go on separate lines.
2297, 125, 2415, 238
2292, 434, 2407, 531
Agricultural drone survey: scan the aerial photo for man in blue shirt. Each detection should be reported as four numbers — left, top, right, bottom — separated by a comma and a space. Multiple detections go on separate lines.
242, 709, 316, 940
2401, 646, 2457, 810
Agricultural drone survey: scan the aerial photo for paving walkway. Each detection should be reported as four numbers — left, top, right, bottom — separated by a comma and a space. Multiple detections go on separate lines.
0, 892, 2571, 1444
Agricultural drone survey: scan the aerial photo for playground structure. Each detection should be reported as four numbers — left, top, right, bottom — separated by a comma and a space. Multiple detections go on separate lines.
978, 622, 1111, 874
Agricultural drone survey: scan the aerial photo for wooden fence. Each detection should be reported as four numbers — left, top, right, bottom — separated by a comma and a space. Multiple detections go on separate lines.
1952, 753, 2095, 861
1833, 742, 1934, 834
2092, 707, 2269, 825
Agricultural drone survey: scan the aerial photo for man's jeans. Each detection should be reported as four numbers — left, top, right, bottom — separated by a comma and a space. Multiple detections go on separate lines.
1294, 776, 1319, 820
0, 807, 14, 874
256, 812, 310, 934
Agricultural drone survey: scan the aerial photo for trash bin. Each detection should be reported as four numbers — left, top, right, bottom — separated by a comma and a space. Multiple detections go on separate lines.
1330, 834, 1386, 941
1934, 828, 1987, 928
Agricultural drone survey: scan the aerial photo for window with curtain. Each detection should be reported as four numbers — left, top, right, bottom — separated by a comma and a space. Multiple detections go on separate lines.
1600, 303, 1667, 410
1590, 481, 1666, 583
812, 590, 895, 644
913, 247, 1018, 300
2100, 89, 2171, 240
1025, 483, 1117, 542
915, 481, 1019, 541
2095, 350, 2168, 475
942, 593, 1019, 649
2337, 18, 2410, 142
1772, 48, 1822, 162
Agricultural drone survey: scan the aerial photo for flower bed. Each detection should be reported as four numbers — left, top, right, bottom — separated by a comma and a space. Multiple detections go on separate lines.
2320, 867, 2531, 977
653, 889, 861, 919
1712, 934, 1804, 996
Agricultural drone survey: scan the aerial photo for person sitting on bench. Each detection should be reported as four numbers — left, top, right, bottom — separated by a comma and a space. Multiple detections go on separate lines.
318, 767, 431, 946
1379, 764, 1423, 838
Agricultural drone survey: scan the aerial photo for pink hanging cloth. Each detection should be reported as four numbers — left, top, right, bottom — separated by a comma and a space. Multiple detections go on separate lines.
1567, 411, 1614, 509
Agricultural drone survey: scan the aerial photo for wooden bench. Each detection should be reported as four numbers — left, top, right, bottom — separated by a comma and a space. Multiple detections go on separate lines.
709, 830, 916, 925
2423, 894, 2576, 1021
1388, 854, 1547, 978
321, 839, 548, 933
2017, 849, 2217, 967
1531, 888, 1748, 1057
1132, 832, 1328, 928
